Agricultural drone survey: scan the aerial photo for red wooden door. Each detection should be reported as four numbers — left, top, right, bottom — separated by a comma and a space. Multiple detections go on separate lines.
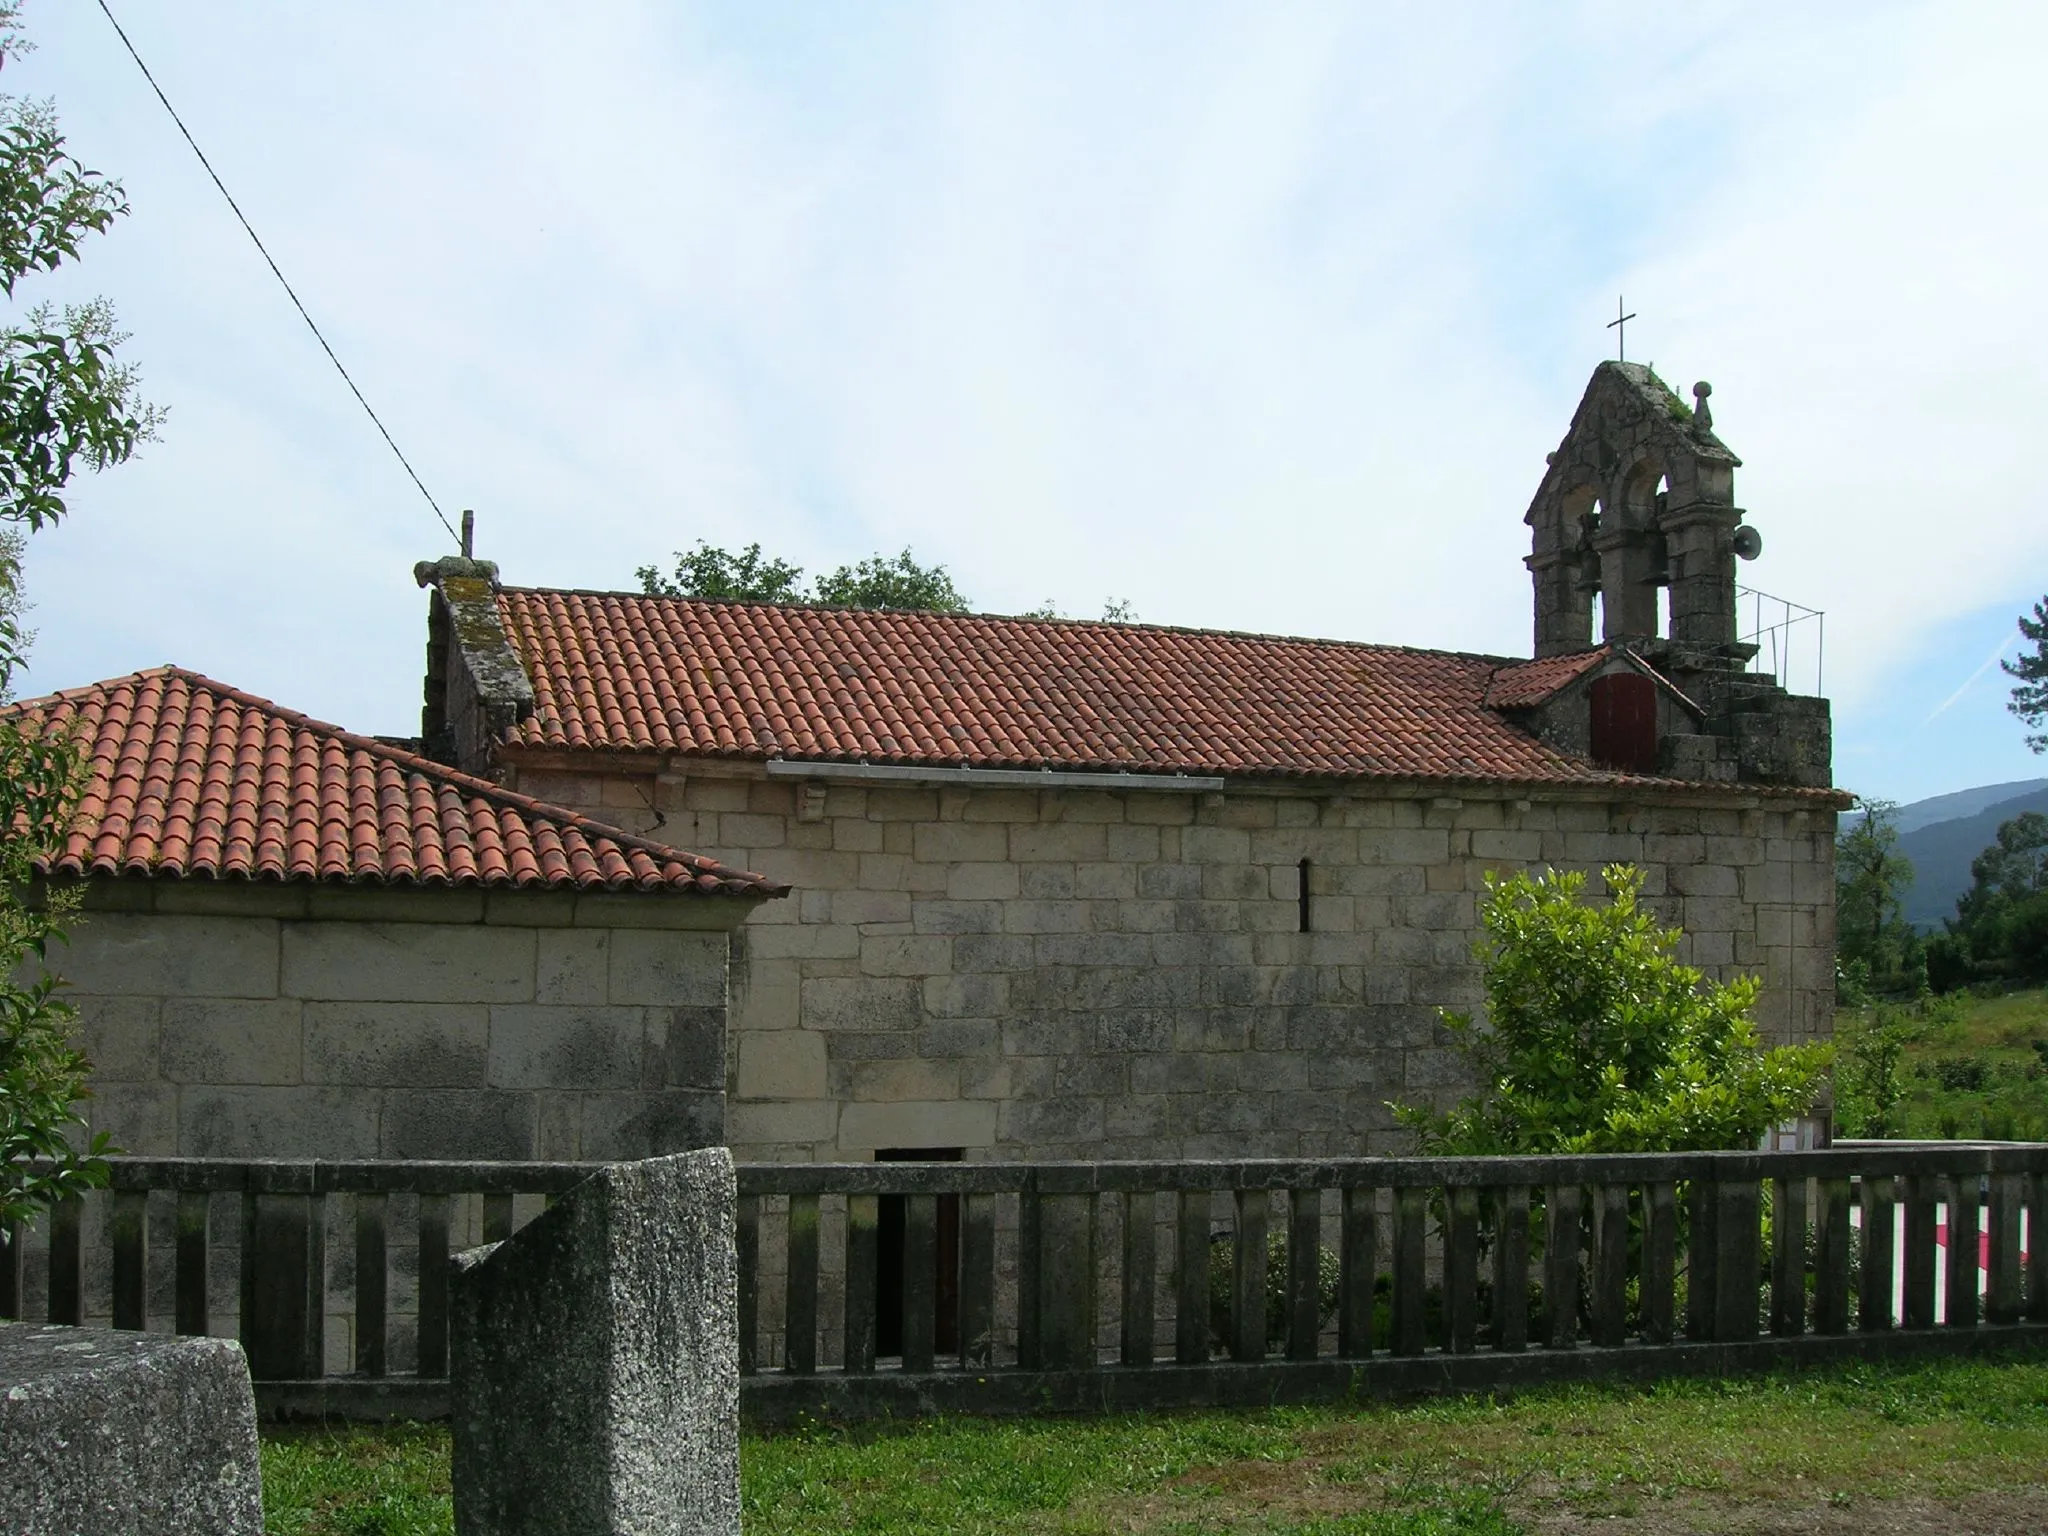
1589, 673, 1659, 774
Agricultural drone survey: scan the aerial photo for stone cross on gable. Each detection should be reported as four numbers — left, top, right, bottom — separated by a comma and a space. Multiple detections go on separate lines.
1607, 296, 1637, 361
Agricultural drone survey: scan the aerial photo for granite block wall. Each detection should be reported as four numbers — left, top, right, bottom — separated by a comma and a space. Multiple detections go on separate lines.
18, 881, 748, 1364
498, 760, 1838, 1167
54, 881, 743, 1163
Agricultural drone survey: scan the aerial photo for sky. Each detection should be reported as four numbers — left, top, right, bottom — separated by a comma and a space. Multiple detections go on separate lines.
7, 1, 2046, 806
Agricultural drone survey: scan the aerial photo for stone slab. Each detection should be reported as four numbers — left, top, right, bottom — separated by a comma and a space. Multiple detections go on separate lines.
58, 912, 281, 999
451, 1147, 739, 1536
280, 921, 536, 1003
0, 1321, 262, 1535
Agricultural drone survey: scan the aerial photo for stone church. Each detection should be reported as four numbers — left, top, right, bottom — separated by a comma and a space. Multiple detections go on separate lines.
411, 361, 1845, 1166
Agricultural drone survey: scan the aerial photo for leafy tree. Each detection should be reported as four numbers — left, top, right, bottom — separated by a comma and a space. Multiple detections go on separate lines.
812, 549, 968, 613
1831, 1005, 1915, 1138
1018, 597, 1140, 623
635, 541, 805, 604
0, 21, 162, 529
1397, 865, 1832, 1154
0, 534, 103, 1222
2005, 596, 2048, 753
0, 5, 158, 1222
1955, 811, 2048, 915
1834, 799, 1922, 991
636, 541, 1139, 621
1941, 811, 2048, 985
2009, 900, 2048, 983
636, 542, 971, 613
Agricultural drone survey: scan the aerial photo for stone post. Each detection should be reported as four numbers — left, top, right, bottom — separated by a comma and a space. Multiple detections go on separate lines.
0, 1322, 263, 1535
451, 1148, 740, 1536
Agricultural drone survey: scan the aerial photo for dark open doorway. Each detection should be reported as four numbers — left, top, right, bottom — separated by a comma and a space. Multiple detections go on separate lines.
875, 1147, 962, 1358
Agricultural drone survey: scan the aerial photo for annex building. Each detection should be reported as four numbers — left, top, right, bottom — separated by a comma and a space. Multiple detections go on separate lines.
18, 668, 783, 1164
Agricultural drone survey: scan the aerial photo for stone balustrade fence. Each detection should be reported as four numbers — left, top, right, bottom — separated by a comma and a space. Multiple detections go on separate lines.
3, 1146, 2044, 1421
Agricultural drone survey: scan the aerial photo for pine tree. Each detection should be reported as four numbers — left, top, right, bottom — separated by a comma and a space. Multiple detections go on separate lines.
2005, 596, 2048, 753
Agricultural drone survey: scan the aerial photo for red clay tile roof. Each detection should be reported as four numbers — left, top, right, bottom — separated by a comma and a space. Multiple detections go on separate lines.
6, 668, 784, 895
497, 590, 1680, 788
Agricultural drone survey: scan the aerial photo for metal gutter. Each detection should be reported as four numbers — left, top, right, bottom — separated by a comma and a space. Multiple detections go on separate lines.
762, 760, 1225, 793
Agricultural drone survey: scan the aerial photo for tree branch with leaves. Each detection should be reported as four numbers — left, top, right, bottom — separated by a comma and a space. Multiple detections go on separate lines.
0, 5, 160, 1222
0, 532, 101, 1222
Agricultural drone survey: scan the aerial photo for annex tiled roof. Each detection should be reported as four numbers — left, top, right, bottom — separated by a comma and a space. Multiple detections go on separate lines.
5, 668, 784, 894
497, 589, 1680, 788
1485, 645, 1704, 717
1483, 648, 1613, 710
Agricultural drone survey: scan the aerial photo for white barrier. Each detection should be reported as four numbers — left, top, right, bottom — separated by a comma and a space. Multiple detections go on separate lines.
1849, 1204, 2033, 1326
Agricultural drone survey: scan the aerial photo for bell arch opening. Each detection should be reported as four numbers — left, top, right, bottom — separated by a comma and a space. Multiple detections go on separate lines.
1533, 482, 1603, 656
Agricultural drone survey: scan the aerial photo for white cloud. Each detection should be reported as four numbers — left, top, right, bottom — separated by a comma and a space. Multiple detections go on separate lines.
1622, 2, 2048, 708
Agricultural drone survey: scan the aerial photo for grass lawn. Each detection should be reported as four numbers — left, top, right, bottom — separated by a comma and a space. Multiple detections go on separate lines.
262, 1350, 2048, 1535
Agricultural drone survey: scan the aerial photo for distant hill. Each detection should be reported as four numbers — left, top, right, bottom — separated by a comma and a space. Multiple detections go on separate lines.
1898, 782, 2048, 930
1892, 779, 2048, 835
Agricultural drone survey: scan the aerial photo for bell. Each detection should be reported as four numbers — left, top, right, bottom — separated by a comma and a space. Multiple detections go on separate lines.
1645, 530, 1671, 587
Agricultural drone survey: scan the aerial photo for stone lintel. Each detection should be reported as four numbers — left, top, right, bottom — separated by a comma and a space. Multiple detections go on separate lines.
64, 876, 760, 931
500, 744, 710, 779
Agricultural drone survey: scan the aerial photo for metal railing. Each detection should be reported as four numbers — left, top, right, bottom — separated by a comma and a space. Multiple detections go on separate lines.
1737, 585, 1824, 697
3, 1147, 2043, 1420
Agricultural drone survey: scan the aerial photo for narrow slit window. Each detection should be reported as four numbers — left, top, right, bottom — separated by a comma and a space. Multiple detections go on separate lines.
1298, 858, 1312, 932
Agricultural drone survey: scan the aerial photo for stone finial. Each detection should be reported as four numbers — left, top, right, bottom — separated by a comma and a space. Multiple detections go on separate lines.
414, 554, 501, 589
1692, 381, 1713, 431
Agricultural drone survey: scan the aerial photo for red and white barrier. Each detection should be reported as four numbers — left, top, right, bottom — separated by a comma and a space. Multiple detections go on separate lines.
1849, 1204, 2033, 1324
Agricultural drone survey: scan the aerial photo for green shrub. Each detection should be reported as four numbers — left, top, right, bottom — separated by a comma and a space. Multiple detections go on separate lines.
1933, 1056, 1988, 1092
1397, 864, 1832, 1154
1204, 1228, 1340, 1351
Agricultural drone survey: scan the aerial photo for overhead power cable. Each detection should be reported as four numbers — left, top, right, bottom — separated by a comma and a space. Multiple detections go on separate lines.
93, 0, 460, 548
